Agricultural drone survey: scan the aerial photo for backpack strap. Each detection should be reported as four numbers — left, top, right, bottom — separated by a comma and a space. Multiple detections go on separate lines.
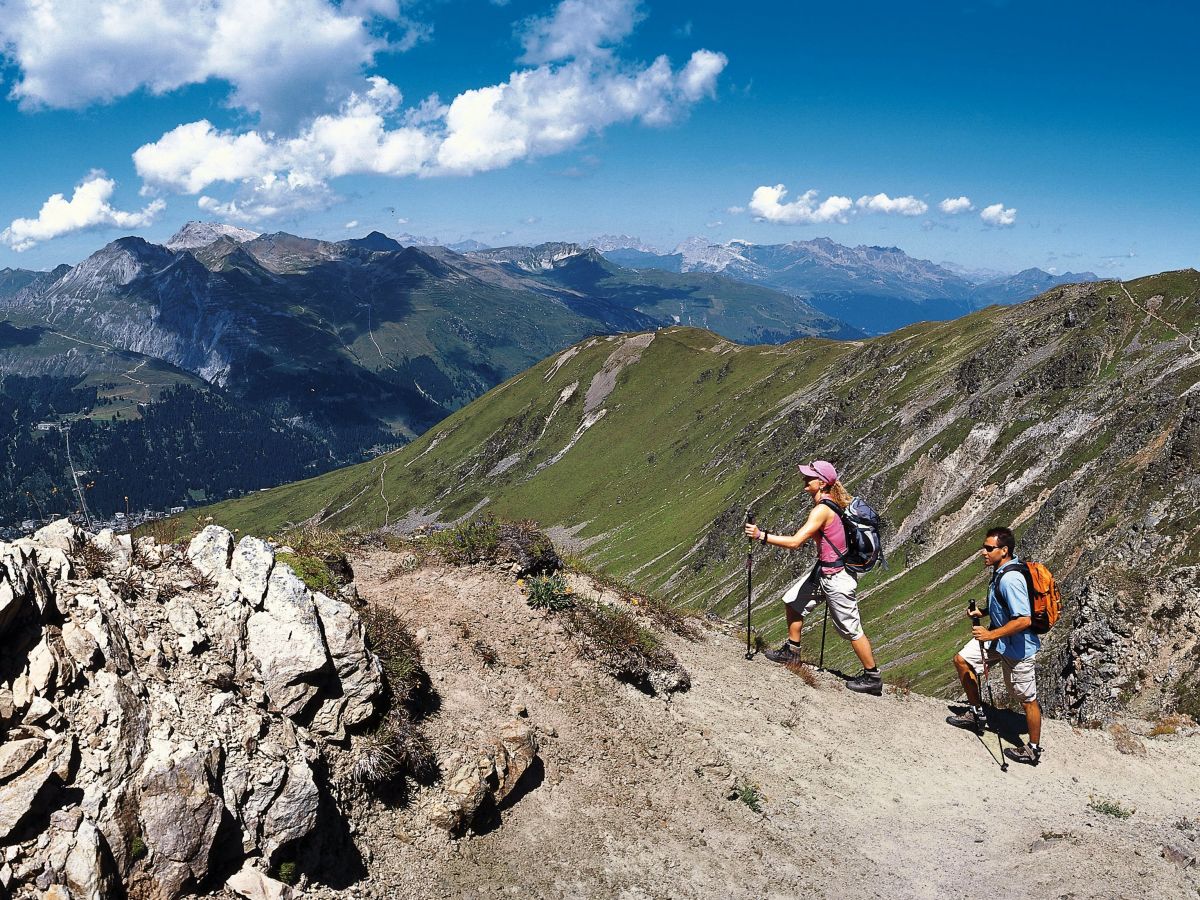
817, 499, 849, 570
991, 560, 1032, 618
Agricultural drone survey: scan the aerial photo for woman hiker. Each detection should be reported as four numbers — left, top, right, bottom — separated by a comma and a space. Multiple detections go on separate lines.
743, 460, 883, 696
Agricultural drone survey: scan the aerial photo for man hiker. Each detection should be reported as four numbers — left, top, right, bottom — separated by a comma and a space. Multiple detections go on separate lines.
743, 460, 883, 696
947, 526, 1043, 766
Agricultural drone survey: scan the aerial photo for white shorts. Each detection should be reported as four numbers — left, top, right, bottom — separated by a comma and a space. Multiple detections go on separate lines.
958, 639, 1038, 703
782, 565, 863, 641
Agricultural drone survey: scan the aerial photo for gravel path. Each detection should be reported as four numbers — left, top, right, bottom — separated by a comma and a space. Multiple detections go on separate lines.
336, 551, 1200, 900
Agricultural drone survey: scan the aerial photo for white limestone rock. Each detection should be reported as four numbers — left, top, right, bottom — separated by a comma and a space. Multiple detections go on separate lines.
187, 525, 234, 580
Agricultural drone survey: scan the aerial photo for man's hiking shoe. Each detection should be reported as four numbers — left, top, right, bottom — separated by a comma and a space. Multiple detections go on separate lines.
846, 669, 883, 696
1004, 743, 1042, 766
946, 709, 988, 733
763, 641, 802, 664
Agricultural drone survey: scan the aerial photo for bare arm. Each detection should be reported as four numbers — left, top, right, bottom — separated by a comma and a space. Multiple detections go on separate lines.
745, 503, 833, 550
974, 616, 1032, 642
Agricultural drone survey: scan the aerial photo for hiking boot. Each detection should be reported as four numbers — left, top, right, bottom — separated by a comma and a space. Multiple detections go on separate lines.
1004, 743, 1042, 766
946, 708, 988, 733
763, 641, 802, 664
846, 669, 883, 696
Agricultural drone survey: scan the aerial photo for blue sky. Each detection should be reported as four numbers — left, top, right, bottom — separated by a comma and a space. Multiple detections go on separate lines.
1, 0, 1196, 278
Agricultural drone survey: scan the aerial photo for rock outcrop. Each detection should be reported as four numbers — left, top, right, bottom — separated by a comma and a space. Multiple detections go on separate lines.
0, 521, 384, 899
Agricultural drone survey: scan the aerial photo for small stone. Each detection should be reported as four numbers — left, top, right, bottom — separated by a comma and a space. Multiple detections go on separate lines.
49, 806, 83, 832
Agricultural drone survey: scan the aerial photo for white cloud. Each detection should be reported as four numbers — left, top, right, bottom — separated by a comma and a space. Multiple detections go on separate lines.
726, 205, 745, 215
748, 185, 853, 224
0, 0, 423, 127
132, 44, 726, 220
345, 220, 359, 229
2, 172, 165, 250
518, 0, 643, 64
981, 202, 1017, 227
855, 193, 928, 216
938, 196, 974, 214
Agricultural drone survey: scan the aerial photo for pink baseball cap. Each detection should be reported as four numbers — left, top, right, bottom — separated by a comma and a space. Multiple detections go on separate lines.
798, 460, 839, 483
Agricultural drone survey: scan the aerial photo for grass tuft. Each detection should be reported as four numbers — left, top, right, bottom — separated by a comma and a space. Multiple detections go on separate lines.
1088, 796, 1135, 819
734, 776, 764, 813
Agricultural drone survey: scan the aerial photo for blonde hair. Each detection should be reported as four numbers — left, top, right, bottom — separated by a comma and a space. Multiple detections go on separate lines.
824, 480, 853, 508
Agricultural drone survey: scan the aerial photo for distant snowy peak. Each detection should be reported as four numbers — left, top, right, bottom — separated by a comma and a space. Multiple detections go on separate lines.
671, 236, 750, 273
446, 239, 491, 253
583, 234, 660, 254
394, 232, 439, 246
468, 242, 589, 273
165, 222, 261, 250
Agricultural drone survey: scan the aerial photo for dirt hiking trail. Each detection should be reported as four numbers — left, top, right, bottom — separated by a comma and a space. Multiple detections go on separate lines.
341, 550, 1200, 900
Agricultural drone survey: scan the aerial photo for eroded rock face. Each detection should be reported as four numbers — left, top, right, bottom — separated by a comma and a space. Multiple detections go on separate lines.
0, 521, 385, 899
427, 719, 540, 833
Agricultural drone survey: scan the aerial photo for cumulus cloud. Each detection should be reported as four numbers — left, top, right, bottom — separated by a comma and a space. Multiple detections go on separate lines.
748, 185, 853, 224
855, 193, 928, 216
0, 0, 422, 127
939, 196, 973, 214
518, 0, 643, 64
2, 173, 165, 250
980, 203, 1017, 227
133, 43, 727, 219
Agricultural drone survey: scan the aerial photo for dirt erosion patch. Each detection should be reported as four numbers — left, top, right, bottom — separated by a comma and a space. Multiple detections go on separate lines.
325, 546, 1200, 900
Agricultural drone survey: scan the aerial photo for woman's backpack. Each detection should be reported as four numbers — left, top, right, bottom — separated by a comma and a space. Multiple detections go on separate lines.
820, 497, 886, 574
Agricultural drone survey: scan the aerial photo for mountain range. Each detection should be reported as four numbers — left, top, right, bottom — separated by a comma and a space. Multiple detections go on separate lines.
596, 236, 1100, 334
0, 225, 856, 496
196, 269, 1200, 721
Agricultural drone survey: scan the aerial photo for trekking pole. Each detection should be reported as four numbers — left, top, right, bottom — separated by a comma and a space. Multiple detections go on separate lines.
970, 599, 1008, 772
818, 597, 829, 671
744, 509, 755, 660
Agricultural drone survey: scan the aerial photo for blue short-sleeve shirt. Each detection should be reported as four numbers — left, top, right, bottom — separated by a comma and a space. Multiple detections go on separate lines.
989, 557, 1041, 661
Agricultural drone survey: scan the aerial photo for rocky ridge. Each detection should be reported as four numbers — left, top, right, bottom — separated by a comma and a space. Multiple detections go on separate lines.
0, 520, 391, 899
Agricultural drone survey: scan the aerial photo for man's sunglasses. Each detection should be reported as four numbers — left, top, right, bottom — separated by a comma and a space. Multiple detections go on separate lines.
980, 543, 1002, 551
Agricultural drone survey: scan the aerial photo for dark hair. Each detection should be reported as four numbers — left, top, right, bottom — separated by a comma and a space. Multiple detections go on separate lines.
986, 526, 1015, 555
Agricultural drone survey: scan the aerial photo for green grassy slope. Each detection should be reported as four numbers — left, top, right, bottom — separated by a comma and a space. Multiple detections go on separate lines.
197, 272, 1200, 697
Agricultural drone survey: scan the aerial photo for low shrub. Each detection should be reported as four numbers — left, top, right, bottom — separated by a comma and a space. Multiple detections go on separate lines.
359, 605, 423, 705
75, 539, 114, 579
524, 573, 574, 610
352, 713, 436, 790
426, 517, 501, 565
563, 599, 684, 690
280, 522, 354, 586
561, 552, 699, 639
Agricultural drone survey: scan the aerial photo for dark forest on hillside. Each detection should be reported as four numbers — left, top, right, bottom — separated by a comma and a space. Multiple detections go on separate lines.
0, 377, 348, 524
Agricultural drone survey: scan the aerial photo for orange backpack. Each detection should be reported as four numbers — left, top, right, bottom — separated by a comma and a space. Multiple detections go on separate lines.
995, 561, 1062, 634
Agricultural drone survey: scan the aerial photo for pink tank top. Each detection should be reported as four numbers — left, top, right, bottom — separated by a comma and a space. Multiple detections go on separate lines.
817, 503, 849, 571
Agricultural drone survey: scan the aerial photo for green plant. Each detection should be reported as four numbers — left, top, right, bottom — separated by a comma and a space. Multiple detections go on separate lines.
276, 552, 337, 595
275, 861, 298, 885
130, 835, 148, 861
359, 605, 423, 704
524, 573, 574, 610
426, 517, 501, 565
1088, 796, 1134, 819
734, 776, 763, 813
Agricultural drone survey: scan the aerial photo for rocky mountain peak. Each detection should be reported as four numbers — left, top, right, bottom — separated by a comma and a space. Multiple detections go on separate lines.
583, 234, 660, 254
165, 221, 261, 251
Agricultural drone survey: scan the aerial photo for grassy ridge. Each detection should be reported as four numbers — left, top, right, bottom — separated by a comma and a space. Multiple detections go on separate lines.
197, 271, 1200, 696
